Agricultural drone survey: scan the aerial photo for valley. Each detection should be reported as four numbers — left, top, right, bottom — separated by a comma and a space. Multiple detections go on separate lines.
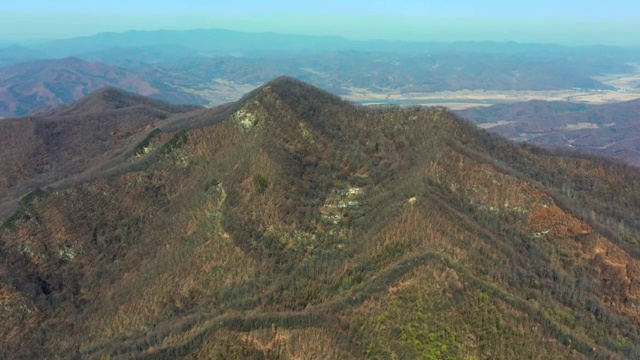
350, 87, 640, 110
458, 97, 640, 167
348, 64, 640, 109
179, 71, 640, 111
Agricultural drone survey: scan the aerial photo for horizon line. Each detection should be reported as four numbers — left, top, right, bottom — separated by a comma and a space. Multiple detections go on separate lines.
2, 27, 639, 49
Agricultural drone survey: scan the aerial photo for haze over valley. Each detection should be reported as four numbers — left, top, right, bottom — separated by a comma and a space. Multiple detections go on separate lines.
1, 29, 640, 117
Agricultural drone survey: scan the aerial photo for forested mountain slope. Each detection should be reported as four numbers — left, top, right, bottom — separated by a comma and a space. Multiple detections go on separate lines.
1, 77, 640, 359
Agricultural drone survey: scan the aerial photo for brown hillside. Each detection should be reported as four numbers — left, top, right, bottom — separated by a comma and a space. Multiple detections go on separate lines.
0, 87, 203, 220
1, 77, 640, 359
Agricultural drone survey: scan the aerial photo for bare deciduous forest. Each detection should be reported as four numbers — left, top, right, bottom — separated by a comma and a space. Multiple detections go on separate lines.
1, 78, 640, 358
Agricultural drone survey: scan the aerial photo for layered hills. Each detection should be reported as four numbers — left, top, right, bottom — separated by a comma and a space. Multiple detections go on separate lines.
0, 57, 206, 116
1, 78, 640, 359
3, 30, 638, 117
458, 99, 640, 166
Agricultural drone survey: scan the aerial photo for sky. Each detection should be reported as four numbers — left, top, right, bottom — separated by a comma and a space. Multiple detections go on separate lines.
1, 0, 638, 45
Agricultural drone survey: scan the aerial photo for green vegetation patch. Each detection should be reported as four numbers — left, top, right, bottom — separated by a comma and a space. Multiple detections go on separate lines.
1, 187, 47, 230
133, 128, 161, 156
254, 173, 268, 194
160, 130, 188, 156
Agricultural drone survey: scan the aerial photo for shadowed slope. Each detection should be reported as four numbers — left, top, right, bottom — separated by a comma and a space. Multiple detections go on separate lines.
0, 87, 203, 219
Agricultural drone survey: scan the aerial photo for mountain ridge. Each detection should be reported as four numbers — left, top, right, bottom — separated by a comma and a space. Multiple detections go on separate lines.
1, 78, 640, 358
29, 28, 640, 57
0, 87, 204, 220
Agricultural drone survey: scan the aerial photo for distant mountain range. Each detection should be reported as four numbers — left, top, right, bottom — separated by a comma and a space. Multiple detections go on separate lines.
0, 57, 207, 116
1, 29, 638, 117
155, 51, 621, 93
0, 29, 640, 116
0, 45, 46, 67
9, 29, 639, 59
2, 79, 640, 358
458, 99, 640, 166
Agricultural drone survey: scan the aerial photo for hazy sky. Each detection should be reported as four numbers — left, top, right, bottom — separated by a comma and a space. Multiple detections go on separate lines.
1, 0, 638, 45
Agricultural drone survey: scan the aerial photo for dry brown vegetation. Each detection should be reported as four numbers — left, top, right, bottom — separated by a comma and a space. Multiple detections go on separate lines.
1, 77, 640, 358
0, 87, 202, 220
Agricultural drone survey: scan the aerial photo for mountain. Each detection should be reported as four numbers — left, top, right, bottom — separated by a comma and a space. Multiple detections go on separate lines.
0, 57, 207, 117
0, 87, 202, 220
74, 44, 204, 67
457, 99, 640, 166
30, 28, 640, 59
0, 45, 46, 67
35, 29, 353, 58
2, 77, 640, 358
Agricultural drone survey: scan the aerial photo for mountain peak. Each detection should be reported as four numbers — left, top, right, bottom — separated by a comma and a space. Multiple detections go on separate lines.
47, 86, 200, 117
262, 76, 343, 101
264, 75, 311, 88
246, 76, 350, 112
239, 76, 344, 104
228, 76, 352, 133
